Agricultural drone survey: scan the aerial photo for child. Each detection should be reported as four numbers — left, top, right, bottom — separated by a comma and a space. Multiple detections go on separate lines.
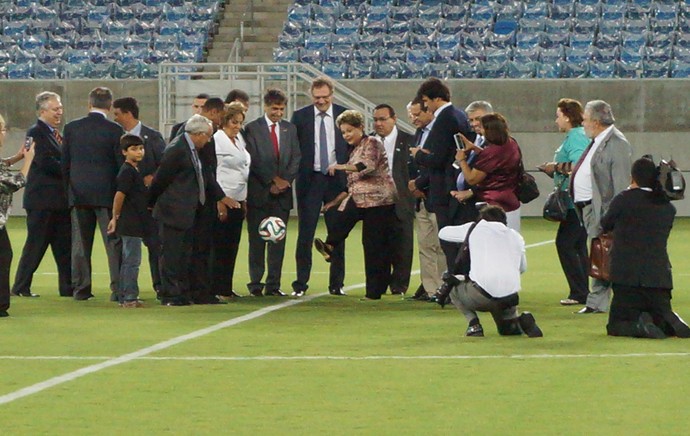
107, 134, 148, 308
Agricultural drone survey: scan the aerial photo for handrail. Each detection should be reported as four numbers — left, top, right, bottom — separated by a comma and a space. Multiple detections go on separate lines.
226, 38, 241, 63
158, 62, 416, 135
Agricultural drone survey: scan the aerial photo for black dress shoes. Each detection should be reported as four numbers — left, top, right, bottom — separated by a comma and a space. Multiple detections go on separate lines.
390, 288, 406, 295
265, 289, 287, 297
0, 310, 9, 317
636, 312, 666, 339
329, 288, 346, 296
518, 312, 544, 338
314, 238, 333, 262
11, 291, 40, 297
194, 297, 228, 305
465, 323, 484, 337
575, 306, 605, 314
74, 293, 95, 301
249, 289, 264, 297
162, 296, 191, 306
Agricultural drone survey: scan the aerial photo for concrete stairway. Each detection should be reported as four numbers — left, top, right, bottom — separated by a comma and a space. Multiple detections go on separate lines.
207, 0, 293, 63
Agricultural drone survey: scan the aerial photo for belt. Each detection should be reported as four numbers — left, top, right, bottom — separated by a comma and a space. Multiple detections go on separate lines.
575, 200, 592, 208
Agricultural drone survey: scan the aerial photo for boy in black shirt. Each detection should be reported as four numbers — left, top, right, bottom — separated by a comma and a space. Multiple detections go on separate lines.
107, 134, 148, 307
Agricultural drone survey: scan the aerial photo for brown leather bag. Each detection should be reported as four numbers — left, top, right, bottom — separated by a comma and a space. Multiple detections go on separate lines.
589, 233, 613, 281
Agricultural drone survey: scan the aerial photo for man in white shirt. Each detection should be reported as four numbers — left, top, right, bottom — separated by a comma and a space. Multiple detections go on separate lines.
438, 205, 543, 338
570, 100, 632, 314
373, 104, 415, 295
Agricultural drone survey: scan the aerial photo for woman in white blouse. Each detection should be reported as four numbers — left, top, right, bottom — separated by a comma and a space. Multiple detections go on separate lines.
212, 102, 251, 298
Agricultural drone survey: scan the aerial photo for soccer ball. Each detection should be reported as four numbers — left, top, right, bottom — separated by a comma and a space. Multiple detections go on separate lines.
258, 216, 287, 243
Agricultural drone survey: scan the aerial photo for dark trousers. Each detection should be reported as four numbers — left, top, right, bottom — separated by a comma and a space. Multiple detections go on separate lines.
70, 207, 122, 298
327, 203, 395, 299
434, 204, 456, 272
142, 213, 161, 292
159, 221, 194, 300
556, 208, 589, 302
607, 284, 681, 337
293, 172, 346, 293
12, 209, 72, 296
188, 202, 216, 302
211, 206, 244, 296
0, 227, 11, 311
388, 214, 414, 293
246, 203, 290, 293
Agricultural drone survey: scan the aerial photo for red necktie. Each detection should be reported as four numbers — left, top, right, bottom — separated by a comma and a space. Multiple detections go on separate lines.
53, 129, 63, 145
270, 123, 280, 160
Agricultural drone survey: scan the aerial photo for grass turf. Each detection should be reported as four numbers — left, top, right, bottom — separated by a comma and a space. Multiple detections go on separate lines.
2, 216, 690, 434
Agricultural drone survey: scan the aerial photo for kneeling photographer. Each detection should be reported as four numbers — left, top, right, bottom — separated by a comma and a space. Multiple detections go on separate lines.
437, 205, 542, 338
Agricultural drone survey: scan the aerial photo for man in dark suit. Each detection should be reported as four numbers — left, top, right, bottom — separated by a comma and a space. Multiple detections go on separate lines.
409, 78, 474, 270
112, 97, 166, 295
571, 100, 632, 314
169, 93, 209, 141
149, 115, 217, 306
372, 104, 415, 295
244, 88, 301, 296
290, 76, 349, 297
601, 158, 690, 339
12, 91, 72, 298
62, 87, 124, 301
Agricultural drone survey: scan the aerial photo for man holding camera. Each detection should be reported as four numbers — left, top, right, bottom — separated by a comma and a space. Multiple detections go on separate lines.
437, 205, 542, 338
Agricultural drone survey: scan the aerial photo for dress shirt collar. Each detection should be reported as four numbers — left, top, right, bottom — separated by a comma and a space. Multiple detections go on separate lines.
89, 109, 108, 118
313, 104, 333, 119
433, 101, 452, 118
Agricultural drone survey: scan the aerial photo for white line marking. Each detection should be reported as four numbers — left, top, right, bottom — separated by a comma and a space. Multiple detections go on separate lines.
1, 353, 689, 362
1, 238, 553, 406
526, 239, 555, 248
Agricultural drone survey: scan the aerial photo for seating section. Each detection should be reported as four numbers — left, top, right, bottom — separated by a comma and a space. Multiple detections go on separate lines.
0, 0, 223, 79
275, 0, 690, 79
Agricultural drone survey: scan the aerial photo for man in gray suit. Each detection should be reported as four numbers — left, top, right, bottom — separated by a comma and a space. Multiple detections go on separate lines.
570, 100, 632, 314
244, 89, 301, 296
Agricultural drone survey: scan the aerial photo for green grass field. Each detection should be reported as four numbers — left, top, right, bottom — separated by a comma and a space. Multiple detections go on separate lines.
2, 216, 690, 434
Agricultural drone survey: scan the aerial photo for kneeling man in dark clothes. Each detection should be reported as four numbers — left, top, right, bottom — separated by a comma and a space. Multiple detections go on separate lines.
438, 205, 543, 338
602, 157, 690, 339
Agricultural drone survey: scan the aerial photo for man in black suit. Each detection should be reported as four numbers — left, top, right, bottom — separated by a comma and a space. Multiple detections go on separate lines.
244, 88, 301, 297
112, 97, 166, 295
409, 78, 474, 270
62, 87, 124, 300
12, 91, 72, 298
290, 76, 349, 297
149, 115, 218, 306
169, 93, 209, 141
602, 158, 690, 339
372, 104, 415, 295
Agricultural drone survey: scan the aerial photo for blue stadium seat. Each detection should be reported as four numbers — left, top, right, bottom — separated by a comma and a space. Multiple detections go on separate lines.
572, 19, 598, 35
304, 33, 331, 50
74, 34, 101, 50
419, 4, 442, 21
670, 60, 690, 78
470, 5, 494, 21
331, 33, 358, 50
106, 20, 132, 36
448, 60, 480, 79
372, 61, 401, 79
37, 48, 62, 64
391, 5, 418, 21
437, 33, 460, 50
358, 34, 383, 50
7, 62, 32, 79
112, 60, 140, 79
549, 4, 573, 20
388, 20, 410, 34
507, 61, 536, 78
273, 48, 300, 63
458, 46, 484, 63
595, 32, 621, 50
348, 62, 372, 79
540, 46, 564, 63
437, 19, 464, 35
112, 5, 136, 22
33, 61, 62, 79
462, 32, 486, 51
570, 33, 593, 50
642, 59, 669, 77
444, 5, 467, 21
541, 32, 569, 49
601, 3, 625, 21
321, 62, 348, 79
617, 59, 642, 78
561, 61, 588, 78
514, 46, 539, 63
675, 45, 690, 61
645, 46, 672, 63
649, 32, 675, 49
62, 48, 90, 64
382, 33, 408, 50
485, 46, 512, 63
481, 60, 508, 79
299, 48, 325, 66
575, 3, 600, 21
380, 48, 406, 63
523, 3, 547, 20
126, 35, 151, 50
544, 18, 571, 34
565, 47, 592, 63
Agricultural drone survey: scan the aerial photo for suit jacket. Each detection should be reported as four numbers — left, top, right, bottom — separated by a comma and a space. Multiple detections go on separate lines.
23, 119, 68, 210
244, 117, 301, 210
579, 126, 632, 237
169, 121, 185, 142
149, 134, 203, 230
413, 104, 474, 213
378, 129, 416, 222
601, 188, 675, 289
62, 112, 124, 208
138, 123, 166, 178
291, 103, 349, 198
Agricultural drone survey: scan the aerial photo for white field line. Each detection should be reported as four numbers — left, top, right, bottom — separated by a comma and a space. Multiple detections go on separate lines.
0, 239, 553, 406
1, 352, 689, 362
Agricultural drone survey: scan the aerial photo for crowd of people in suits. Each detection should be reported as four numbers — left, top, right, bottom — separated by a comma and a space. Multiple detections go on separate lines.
0, 77, 688, 340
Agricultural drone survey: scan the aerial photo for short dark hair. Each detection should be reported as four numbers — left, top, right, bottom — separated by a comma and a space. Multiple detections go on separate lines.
263, 88, 287, 106
225, 89, 249, 104
411, 95, 428, 112
112, 97, 139, 120
632, 157, 658, 189
120, 134, 143, 151
416, 77, 450, 102
557, 98, 584, 127
89, 87, 113, 110
202, 97, 225, 112
479, 205, 507, 225
481, 113, 510, 145
196, 93, 210, 100
374, 103, 395, 118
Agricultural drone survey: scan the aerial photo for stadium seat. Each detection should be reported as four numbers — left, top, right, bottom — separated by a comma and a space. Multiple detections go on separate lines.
589, 60, 617, 78
642, 59, 670, 77
561, 61, 588, 78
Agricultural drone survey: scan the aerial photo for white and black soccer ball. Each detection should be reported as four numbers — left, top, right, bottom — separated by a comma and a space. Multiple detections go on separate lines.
258, 216, 287, 243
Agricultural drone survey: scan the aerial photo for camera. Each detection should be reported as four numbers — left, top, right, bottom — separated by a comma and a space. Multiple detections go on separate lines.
435, 272, 461, 308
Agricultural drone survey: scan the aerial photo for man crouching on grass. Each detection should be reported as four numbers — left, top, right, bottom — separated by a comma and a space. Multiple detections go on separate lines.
438, 205, 543, 338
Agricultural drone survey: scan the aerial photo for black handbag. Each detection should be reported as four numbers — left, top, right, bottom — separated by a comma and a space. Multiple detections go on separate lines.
543, 179, 569, 222
515, 145, 540, 204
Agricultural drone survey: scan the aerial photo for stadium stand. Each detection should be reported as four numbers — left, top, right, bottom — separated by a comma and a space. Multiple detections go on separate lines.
275, 0, 690, 79
0, 0, 223, 79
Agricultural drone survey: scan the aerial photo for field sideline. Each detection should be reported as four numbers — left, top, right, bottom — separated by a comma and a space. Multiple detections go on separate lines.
2, 216, 690, 434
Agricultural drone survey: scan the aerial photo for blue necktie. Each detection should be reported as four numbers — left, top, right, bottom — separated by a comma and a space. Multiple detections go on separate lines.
319, 112, 329, 175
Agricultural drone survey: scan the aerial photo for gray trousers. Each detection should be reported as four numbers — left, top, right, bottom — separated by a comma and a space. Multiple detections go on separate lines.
581, 203, 611, 312
450, 280, 519, 328
71, 207, 122, 298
